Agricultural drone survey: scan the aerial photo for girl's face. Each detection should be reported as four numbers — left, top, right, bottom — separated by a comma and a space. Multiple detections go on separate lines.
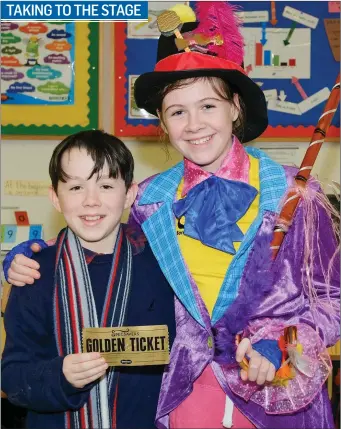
160, 79, 240, 173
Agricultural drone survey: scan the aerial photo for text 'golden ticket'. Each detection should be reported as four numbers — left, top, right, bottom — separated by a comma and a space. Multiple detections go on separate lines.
82, 325, 169, 366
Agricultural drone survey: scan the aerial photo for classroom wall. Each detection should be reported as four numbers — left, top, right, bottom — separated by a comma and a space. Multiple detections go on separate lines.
1, 23, 340, 240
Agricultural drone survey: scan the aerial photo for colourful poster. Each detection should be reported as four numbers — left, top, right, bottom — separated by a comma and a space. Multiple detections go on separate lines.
1, 21, 75, 105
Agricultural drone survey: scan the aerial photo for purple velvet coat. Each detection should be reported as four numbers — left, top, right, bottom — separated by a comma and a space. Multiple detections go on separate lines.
128, 149, 339, 429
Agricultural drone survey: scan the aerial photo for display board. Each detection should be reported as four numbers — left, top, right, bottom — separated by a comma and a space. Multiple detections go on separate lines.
114, 1, 340, 140
2, 22, 99, 136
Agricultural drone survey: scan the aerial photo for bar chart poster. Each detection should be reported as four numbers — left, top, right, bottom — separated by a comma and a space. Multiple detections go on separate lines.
230, 0, 340, 139
242, 28, 311, 79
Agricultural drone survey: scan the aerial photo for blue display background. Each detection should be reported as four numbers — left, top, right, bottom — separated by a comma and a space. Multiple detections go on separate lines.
123, 1, 339, 132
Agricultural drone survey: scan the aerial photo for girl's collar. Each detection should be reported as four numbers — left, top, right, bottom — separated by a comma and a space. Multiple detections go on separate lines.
182, 136, 250, 196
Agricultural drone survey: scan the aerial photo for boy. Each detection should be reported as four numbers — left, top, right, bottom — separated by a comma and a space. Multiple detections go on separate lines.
2, 130, 176, 429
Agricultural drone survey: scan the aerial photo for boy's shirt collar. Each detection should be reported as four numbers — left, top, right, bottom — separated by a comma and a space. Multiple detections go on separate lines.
83, 224, 146, 264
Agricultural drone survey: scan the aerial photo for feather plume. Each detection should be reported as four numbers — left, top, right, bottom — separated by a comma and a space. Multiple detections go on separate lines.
190, 1, 244, 65
286, 344, 316, 378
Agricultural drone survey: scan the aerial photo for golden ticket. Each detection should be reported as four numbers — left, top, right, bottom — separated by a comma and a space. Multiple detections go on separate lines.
82, 325, 169, 366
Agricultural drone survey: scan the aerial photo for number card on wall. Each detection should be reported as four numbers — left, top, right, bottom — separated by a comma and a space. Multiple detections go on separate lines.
1, 224, 43, 251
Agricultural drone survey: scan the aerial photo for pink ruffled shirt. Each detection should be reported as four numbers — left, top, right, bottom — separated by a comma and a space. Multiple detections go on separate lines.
182, 137, 250, 197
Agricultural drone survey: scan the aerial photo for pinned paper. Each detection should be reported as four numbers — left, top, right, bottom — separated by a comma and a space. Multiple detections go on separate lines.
324, 19, 340, 62
15, 211, 29, 226
283, 6, 319, 29
1, 224, 44, 251
298, 87, 331, 114
29, 225, 43, 240
268, 99, 301, 115
4, 180, 50, 196
263, 89, 278, 102
236, 11, 269, 24
3, 225, 17, 243
258, 144, 300, 166
328, 2, 341, 13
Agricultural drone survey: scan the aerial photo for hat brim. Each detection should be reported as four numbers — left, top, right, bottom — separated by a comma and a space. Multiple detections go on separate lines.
134, 68, 268, 143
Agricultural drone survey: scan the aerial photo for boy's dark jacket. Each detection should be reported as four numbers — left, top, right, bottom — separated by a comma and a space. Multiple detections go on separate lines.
2, 225, 176, 429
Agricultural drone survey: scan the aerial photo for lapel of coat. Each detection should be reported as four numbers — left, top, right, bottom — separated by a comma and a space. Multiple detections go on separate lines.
139, 162, 205, 327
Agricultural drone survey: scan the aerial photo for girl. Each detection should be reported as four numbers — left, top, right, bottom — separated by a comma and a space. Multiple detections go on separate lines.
4, 3, 340, 428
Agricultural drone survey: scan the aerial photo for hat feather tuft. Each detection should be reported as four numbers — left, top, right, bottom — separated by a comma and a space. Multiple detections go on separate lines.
191, 1, 244, 65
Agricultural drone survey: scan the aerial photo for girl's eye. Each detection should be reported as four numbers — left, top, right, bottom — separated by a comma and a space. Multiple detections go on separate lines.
171, 110, 184, 117
203, 104, 215, 110
70, 186, 81, 191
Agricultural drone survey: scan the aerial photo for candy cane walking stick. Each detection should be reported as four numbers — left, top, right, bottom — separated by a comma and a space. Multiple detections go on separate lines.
271, 74, 340, 258
238, 73, 340, 371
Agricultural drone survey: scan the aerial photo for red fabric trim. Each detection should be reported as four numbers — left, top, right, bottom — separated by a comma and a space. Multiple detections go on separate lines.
66, 240, 86, 348
101, 230, 123, 326
154, 52, 245, 74
63, 250, 80, 354
112, 379, 119, 428
114, 24, 340, 140
66, 411, 71, 429
88, 399, 94, 429
79, 408, 87, 429
55, 287, 63, 354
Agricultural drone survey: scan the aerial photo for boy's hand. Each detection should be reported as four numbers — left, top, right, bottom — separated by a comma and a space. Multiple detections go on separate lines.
63, 352, 108, 388
7, 244, 42, 286
236, 338, 276, 385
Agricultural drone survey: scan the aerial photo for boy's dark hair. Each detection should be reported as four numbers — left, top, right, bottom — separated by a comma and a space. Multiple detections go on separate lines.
49, 130, 134, 193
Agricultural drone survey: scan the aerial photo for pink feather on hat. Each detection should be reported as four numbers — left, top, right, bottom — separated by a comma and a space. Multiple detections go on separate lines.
190, 1, 244, 66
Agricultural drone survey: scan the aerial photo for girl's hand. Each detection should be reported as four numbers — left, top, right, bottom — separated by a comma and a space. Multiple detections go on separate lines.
7, 243, 42, 286
62, 352, 108, 389
236, 338, 276, 385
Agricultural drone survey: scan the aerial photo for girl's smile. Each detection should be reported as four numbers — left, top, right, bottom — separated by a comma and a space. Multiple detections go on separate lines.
186, 134, 215, 146
161, 78, 240, 173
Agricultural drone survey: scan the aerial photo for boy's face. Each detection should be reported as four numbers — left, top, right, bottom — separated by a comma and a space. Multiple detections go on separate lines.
49, 148, 137, 254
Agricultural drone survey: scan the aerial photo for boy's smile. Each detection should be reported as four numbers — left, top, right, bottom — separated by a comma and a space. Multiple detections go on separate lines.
80, 215, 106, 227
49, 148, 137, 254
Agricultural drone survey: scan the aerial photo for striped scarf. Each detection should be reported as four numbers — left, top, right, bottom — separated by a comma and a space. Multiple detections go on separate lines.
53, 226, 132, 429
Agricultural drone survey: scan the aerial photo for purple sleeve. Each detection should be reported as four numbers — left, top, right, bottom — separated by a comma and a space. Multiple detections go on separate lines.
128, 176, 159, 227
128, 197, 144, 228
3, 239, 48, 282
227, 193, 338, 412
247, 196, 340, 349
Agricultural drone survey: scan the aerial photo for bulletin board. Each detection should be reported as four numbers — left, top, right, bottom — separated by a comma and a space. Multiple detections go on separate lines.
114, 1, 340, 140
2, 22, 99, 137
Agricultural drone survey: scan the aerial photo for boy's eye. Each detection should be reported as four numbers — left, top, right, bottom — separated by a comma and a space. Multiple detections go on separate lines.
70, 185, 82, 191
101, 185, 114, 190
